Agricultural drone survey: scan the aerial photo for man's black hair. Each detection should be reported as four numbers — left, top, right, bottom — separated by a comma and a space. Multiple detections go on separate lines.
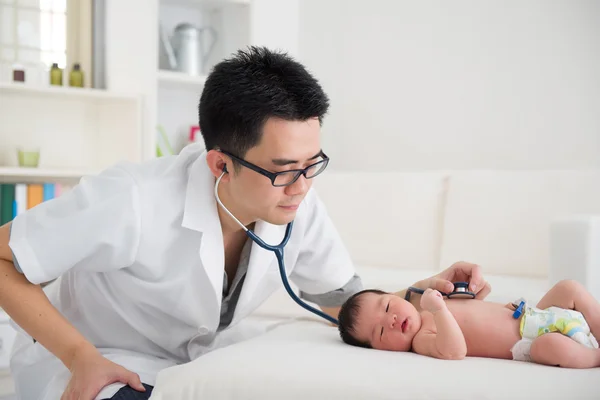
338, 289, 388, 348
198, 46, 330, 159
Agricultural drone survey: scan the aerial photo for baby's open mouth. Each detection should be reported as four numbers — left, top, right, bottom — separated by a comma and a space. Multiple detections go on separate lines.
401, 319, 408, 332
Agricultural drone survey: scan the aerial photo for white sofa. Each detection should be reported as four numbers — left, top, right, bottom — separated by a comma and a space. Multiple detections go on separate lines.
313, 169, 600, 295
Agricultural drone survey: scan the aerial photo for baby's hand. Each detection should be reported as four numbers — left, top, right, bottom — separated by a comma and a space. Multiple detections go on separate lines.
420, 288, 446, 314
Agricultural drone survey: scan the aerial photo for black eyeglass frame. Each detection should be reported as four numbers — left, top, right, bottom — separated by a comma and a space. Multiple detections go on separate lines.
219, 149, 330, 187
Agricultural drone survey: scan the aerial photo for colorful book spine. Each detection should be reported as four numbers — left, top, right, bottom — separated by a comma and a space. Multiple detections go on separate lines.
0, 182, 64, 225
0, 184, 15, 225
27, 184, 44, 210
14, 183, 28, 217
43, 183, 55, 201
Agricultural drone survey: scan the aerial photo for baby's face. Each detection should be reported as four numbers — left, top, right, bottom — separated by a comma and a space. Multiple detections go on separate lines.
353, 292, 422, 351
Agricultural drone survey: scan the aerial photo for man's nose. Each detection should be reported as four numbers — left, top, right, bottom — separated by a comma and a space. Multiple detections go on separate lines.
285, 175, 309, 196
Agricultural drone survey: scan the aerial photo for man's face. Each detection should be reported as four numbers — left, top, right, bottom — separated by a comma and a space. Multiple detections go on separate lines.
354, 292, 422, 352
230, 117, 324, 226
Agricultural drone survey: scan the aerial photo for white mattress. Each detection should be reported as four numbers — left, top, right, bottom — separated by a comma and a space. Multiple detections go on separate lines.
151, 319, 599, 400
149, 268, 599, 399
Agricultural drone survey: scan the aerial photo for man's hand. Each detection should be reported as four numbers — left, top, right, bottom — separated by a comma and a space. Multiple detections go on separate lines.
419, 261, 491, 300
420, 288, 446, 314
61, 343, 145, 400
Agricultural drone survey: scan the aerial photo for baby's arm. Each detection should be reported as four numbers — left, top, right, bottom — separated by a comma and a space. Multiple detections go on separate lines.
412, 289, 467, 360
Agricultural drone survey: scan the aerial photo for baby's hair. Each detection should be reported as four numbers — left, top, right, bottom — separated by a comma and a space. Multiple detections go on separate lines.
338, 289, 388, 348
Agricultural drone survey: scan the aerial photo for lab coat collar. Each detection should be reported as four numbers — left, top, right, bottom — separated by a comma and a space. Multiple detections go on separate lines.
182, 151, 224, 316
182, 151, 218, 234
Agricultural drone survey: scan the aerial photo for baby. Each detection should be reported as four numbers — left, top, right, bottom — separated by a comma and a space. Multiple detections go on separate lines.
337, 279, 600, 368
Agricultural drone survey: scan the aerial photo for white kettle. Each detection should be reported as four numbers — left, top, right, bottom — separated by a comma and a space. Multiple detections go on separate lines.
160, 22, 218, 76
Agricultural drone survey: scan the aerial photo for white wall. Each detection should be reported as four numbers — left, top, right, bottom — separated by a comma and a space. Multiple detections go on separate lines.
299, 0, 600, 171
250, 0, 299, 58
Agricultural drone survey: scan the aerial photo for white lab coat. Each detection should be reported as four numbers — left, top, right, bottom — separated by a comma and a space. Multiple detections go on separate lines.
7, 143, 356, 399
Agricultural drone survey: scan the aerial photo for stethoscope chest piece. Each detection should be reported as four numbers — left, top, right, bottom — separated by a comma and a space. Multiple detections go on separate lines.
405, 281, 476, 300
446, 282, 476, 299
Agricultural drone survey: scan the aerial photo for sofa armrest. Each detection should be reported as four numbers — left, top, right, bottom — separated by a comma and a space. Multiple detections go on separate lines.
549, 215, 600, 301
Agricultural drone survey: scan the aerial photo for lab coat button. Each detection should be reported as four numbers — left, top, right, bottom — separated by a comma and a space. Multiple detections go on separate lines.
198, 327, 209, 335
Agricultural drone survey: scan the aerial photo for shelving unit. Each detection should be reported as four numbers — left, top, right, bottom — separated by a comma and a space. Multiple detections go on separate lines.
1, 0, 300, 181
0, 167, 95, 184
0, 82, 139, 102
0, 82, 142, 179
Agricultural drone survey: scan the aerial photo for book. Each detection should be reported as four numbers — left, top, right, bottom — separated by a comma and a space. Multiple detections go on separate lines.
27, 184, 44, 209
43, 183, 55, 201
14, 184, 27, 217
0, 184, 15, 225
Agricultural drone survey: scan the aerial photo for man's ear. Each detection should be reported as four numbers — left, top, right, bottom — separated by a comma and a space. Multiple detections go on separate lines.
206, 149, 231, 181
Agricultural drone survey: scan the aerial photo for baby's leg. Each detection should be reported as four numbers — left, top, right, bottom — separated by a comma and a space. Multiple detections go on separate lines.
536, 280, 600, 339
530, 333, 600, 368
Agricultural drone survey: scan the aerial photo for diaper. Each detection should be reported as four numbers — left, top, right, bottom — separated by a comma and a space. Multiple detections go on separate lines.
510, 302, 599, 362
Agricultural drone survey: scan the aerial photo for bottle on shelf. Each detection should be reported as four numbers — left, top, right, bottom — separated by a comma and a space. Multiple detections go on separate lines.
12, 62, 26, 82
69, 63, 84, 87
50, 63, 62, 86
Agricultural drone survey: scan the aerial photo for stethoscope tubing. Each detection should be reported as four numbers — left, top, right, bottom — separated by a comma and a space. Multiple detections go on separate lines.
215, 171, 339, 325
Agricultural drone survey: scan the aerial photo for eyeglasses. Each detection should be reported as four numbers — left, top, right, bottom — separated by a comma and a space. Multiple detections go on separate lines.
219, 149, 329, 187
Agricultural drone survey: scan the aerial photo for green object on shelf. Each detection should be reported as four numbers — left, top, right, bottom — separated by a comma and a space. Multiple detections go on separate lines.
50, 63, 62, 86
17, 148, 40, 167
156, 125, 174, 157
69, 63, 84, 87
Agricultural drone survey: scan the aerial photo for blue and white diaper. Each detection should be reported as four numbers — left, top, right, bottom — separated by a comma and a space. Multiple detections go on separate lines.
510, 299, 598, 362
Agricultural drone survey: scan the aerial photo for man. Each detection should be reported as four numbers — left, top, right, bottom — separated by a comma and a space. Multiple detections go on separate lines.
0, 47, 490, 400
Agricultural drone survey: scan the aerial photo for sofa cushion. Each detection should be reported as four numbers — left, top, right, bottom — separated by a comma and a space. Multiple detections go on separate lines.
549, 215, 600, 300
439, 170, 600, 277
312, 171, 447, 270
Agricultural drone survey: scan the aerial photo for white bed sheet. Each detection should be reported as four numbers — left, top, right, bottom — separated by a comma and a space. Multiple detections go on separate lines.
150, 268, 600, 400
151, 319, 599, 400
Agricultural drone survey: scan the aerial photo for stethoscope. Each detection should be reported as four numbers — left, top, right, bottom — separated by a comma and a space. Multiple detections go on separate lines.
404, 282, 476, 301
214, 169, 340, 325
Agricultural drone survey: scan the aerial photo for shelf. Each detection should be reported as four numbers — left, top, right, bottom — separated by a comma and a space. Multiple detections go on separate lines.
158, 70, 208, 90
0, 82, 140, 103
0, 167, 96, 183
